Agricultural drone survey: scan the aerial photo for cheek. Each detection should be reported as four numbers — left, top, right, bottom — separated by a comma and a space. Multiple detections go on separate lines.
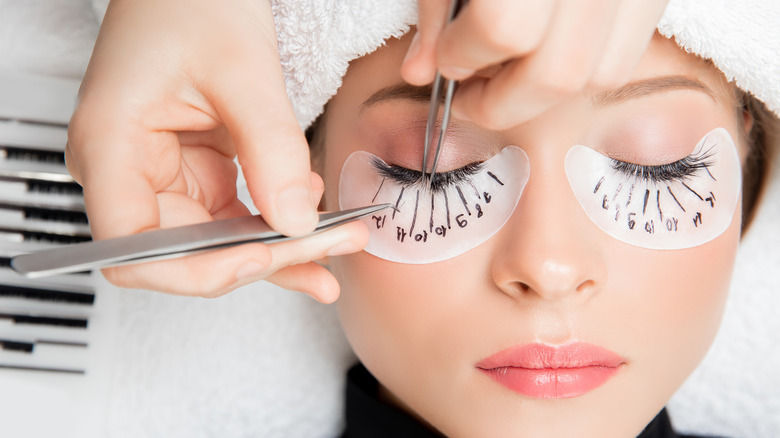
332, 247, 501, 427
608, 201, 741, 400
333, 252, 475, 370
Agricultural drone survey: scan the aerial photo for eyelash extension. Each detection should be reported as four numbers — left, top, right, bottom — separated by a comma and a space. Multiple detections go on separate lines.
370, 157, 484, 192
610, 146, 716, 183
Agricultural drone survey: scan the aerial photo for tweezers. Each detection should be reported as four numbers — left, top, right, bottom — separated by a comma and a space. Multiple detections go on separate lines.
422, 0, 464, 191
10, 203, 393, 278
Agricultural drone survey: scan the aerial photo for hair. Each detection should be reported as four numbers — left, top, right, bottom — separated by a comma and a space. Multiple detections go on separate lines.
306, 93, 778, 234
306, 106, 328, 179
738, 91, 778, 231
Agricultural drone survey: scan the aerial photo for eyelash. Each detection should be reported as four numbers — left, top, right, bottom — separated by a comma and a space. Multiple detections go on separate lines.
610, 146, 716, 183
370, 157, 484, 192
370, 144, 715, 191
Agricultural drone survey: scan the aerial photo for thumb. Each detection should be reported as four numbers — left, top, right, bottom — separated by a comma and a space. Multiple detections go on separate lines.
401, 0, 452, 85
204, 41, 319, 237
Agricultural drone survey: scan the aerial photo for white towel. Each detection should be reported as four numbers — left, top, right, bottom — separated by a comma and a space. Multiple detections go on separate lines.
1, 0, 778, 436
657, 0, 780, 118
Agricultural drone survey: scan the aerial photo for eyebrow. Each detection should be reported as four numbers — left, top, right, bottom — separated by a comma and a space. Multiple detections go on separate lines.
591, 75, 716, 106
360, 83, 433, 112
359, 75, 716, 112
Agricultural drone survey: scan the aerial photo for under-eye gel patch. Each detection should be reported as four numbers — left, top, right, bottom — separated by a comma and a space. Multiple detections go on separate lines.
564, 127, 741, 250
339, 146, 529, 263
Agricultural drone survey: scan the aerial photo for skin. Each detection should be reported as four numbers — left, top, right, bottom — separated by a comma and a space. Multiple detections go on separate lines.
319, 32, 748, 437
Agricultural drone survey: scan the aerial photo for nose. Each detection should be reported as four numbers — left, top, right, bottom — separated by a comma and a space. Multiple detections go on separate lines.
490, 147, 607, 303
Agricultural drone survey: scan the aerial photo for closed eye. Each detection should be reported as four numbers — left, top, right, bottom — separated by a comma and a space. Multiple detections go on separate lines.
610, 146, 716, 183
370, 158, 484, 192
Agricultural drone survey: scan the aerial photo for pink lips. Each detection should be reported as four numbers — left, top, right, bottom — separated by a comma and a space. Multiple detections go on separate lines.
476, 342, 625, 399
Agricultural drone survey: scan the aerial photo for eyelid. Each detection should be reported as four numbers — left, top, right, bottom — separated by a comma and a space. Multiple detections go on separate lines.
370, 158, 485, 191
609, 146, 716, 183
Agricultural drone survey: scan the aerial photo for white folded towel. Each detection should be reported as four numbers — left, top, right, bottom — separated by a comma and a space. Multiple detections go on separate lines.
657, 0, 780, 118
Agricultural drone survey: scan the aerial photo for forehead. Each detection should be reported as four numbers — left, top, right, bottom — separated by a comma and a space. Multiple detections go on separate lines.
339, 32, 734, 109
629, 35, 732, 102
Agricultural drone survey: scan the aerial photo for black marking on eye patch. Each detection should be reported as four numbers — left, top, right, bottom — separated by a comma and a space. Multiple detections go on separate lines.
444, 191, 451, 230
706, 192, 716, 207
429, 192, 435, 233
468, 180, 481, 200
626, 184, 634, 207
392, 186, 405, 219
372, 178, 386, 203
409, 189, 420, 235
456, 186, 471, 216
487, 171, 504, 186
612, 183, 623, 201
667, 186, 686, 212
681, 182, 704, 200
656, 190, 663, 222
594, 176, 605, 194
643, 189, 650, 214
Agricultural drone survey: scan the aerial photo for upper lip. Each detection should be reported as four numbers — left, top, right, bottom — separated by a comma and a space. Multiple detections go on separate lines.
476, 341, 625, 370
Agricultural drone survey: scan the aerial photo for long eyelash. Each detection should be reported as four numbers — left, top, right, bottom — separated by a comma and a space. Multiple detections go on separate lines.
610, 147, 716, 183
370, 158, 484, 192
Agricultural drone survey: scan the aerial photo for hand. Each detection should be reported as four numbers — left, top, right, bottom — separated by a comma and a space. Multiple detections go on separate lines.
402, 0, 670, 129
65, 0, 362, 301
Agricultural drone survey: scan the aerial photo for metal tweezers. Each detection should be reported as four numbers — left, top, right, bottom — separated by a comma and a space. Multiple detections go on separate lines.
11, 203, 393, 278
422, 0, 464, 191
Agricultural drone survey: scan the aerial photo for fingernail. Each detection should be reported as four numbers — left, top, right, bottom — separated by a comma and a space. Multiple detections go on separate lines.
277, 185, 318, 228
235, 261, 267, 281
403, 33, 421, 66
327, 240, 362, 257
441, 65, 475, 80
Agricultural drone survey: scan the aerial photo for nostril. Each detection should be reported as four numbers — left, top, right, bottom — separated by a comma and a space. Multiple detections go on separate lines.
576, 279, 597, 294
518, 282, 531, 293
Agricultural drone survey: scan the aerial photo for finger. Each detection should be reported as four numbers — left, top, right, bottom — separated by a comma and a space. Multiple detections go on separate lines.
311, 171, 325, 210
177, 124, 237, 159
103, 242, 273, 298
68, 88, 197, 240
452, 0, 620, 129
202, 32, 318, 238
101, 191, 270, 296
435, 0, 557, 80
401, 0, 452, 85
178, 127, 270, 221
588, 0, 670, 89
264, 220, 369, 273
64, 141, 81, 184
265, 262, 341, 303
77, 132, 178, 239
175, 143, 242, 216
210, 220, 368, 300
261, 220, 370, 302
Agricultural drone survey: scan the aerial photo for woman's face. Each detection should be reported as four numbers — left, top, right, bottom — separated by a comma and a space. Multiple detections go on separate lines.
320, 32, 747, 437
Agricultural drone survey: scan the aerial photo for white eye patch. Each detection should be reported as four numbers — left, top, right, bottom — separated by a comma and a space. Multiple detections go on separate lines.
565, 127, 741, 250
339, 146, 529, 263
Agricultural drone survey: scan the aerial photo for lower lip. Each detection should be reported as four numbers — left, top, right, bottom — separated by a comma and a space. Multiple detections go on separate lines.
479, 365, 619, 399
476, 342, 624, 399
